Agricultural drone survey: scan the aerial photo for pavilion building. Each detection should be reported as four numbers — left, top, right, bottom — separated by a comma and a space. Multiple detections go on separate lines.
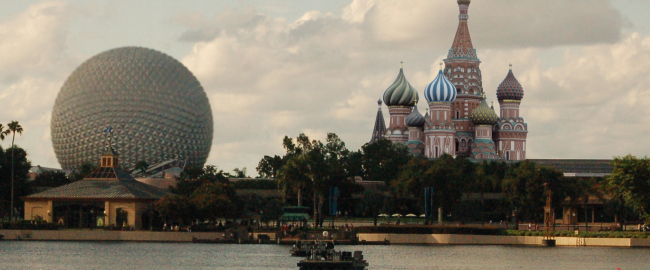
23, 146, 168, 229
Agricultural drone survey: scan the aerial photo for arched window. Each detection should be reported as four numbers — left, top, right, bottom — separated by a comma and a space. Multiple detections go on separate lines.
455, 139, 459, 152
456, 110, 460, 119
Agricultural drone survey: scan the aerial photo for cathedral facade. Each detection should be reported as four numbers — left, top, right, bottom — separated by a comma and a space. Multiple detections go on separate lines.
371, 0, 528, 161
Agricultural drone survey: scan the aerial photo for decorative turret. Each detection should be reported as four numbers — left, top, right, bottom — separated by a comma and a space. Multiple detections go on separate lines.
469, 94, 498, 160
496, 64, 524, 101
447, 0, 476, 59
101, 145, 119, 168
405, 104, 426, 155
493, 64, 528, 161
470, 94, 498, 125
424, 66, 457, 103
406, 104, 425, 127
370, 99, 387, 143
384, 62, 418, 143
383, 62, 418, 106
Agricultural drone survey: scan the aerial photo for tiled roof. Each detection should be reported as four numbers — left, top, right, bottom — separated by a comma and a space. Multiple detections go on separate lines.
496, 69, 524, 100
84, 167, 136, 180
25, 166, 169, 200
24, 179, 169, 200
530, 159, 613, 176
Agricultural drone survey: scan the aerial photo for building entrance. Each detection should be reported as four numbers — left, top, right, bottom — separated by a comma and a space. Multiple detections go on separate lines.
53, 201, 105, 229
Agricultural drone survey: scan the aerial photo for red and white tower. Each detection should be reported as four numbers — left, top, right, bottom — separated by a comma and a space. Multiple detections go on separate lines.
444, 0, 483, 156
494, 64, 528, 161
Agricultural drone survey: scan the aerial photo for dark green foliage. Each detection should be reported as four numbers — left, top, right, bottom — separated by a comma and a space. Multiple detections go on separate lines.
171, 165, 229, 197
232, 179, 278, 190
190, 182, 239, 221
32, 170, 71, 188
69, 161, 97, 182
0, 146, 32, 218
154, 194, 193, 225
606, 155, 650, 223
501, 160, 570, 223
361, 139, 412, 185
357, 189, 386, 226
134, 160, 149, 175
256, 155, 284, 178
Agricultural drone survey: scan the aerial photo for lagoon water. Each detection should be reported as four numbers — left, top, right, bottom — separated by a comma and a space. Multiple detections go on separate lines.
1, 241, 648, 269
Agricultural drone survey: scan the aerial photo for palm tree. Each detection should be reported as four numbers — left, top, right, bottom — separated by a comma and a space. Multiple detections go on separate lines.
4, 121, 23, 221
0, 124, 5, 140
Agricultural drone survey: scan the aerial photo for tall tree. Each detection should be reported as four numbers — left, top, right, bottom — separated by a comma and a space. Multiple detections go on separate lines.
171, 165, 229, 197
4, 121, 23, 221
357, 189, 386, 226
256, 155, 284, 178
606, 155, 650, 223
361, 139, 411, 185
277, 154, 311, 206
32, 171, 70, 188
0, 146, 31, 219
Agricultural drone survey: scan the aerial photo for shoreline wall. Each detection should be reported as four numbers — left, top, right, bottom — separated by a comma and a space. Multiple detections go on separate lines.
357, 233, 650, 247
2, 229, 648, 247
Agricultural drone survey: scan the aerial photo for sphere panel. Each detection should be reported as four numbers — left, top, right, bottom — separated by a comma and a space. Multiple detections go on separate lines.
51, 47, 213, 170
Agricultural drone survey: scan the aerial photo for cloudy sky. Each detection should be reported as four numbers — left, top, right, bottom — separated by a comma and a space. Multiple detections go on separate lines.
1, 0, 650, 175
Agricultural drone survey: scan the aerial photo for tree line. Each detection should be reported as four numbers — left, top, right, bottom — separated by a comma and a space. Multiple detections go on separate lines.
4, 126, 650, 227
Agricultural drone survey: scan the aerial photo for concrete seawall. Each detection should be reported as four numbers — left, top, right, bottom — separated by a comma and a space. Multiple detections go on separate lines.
2, 230, 648, 247
357, 233, 650, 247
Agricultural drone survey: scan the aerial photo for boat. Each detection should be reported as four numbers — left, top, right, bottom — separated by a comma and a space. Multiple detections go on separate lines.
297, 249, 368, 270
290, 240, 335, 257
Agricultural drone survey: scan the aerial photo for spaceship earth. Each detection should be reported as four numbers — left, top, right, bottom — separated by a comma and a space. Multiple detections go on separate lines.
51, 47, 213, 170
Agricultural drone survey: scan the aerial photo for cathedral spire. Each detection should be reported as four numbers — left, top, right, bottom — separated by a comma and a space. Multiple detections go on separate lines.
447, 0, 477, 59
370, 98, 387, 143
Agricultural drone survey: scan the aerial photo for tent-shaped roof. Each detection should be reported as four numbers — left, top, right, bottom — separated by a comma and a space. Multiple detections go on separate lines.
25, 166, 168, 200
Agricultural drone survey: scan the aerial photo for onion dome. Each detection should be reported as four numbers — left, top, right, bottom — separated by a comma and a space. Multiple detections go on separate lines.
457, 0, 471, 5
377, 98, 382, 105
424, 69, 457, 103
470, 94, 498, 125
383, 65, 418, 106
496, 64, 524, 100
406, 104, 425, 127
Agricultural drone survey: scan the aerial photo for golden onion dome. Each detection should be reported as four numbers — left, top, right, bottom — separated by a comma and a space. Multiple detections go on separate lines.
470, 94, 498, 125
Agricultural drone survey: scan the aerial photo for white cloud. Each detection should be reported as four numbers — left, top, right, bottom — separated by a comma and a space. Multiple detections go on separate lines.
0, 1, 76, 167
178, 0, 647, 175
1, 0, 644, 173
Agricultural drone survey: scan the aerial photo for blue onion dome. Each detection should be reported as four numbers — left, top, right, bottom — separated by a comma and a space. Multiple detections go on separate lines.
406, 104, 425, 127
383, 67, 418, 106
424, 70, 456, 103
496, 65, 524, 100
470, 94, 499, 125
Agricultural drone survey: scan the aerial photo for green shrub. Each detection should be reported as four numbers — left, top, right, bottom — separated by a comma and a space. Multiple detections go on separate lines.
232, 179, 278, 190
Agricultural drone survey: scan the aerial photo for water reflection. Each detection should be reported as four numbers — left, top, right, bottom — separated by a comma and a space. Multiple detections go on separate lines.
0, 242, 646, 270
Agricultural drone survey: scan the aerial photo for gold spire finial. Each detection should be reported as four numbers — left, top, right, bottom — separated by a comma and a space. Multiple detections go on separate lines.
509, 63, 512, 70
482, 92, 486, 99
401, 61, 403, 68
439, 62, 443, 70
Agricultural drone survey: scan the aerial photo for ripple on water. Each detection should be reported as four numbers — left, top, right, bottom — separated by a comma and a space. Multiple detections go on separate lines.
1, 242, 647, 270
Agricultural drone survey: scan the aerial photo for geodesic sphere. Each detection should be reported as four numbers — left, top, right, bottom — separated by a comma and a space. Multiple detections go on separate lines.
51, 47, 213, 170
